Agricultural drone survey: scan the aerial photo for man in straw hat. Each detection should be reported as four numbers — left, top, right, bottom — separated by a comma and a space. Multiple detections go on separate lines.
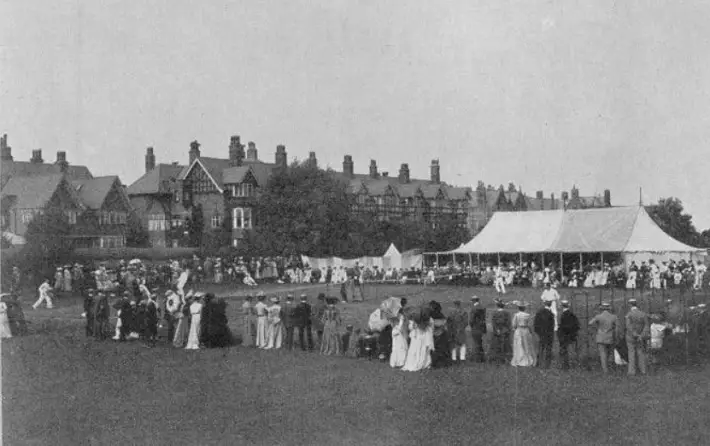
588, 301, 619, 373
448, 300, 468, 364
625, 298, 650, 376
469, 296, 487, 363
558, 300, 580, 370
282, 294, 297, 350
254, 291, 269, 348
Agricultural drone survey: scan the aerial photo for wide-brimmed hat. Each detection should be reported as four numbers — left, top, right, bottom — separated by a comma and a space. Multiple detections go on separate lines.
600, 301, 611, 308
628, 298, 638, 305
471, 295, 480, 301
270, 296, 280, 303
561, 300, 570, 307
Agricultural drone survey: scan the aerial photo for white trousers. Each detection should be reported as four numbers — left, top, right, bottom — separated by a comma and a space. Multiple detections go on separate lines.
451, 344, 467, 361
256, 316, 268, 348
33, 293, 53, 309
495, 278, 506, 294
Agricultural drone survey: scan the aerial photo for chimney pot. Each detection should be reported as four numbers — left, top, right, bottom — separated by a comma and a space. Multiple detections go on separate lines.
0, 134, 12, 161
342, 155, 354, 178
604, 189, 611, 207
307, 151, 318, 168
536, 190, 543, 199
398, 163, 410, 184
145, 147, 156, 173
189, 140, 201, 164
430, 159, 440, 184
369, 159, 378, 179
229, 135, 244, 167
275, 145, 288, 171
55, 151, 68, 172
382, 172, 389, 177
247, 141, 258, 161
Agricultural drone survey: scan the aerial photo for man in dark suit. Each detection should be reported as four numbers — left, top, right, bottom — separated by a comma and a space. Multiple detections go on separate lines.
469, 296, 487, 363
489, 299, 511, 365
557, 300, 580, 370
83, 289, 95, 337
534, 300, 556, 368
625, 298, 650, 376
281, 294, 297, 350
294, 294, 314, 350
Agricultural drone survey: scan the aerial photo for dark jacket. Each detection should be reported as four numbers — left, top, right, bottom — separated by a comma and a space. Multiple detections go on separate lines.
534, 308, 556, 339
281, 302, 297, 327
469, 306, 487, 333
558, 309, 580, 343
491, 310, 511, 336
294, 302, 312, 327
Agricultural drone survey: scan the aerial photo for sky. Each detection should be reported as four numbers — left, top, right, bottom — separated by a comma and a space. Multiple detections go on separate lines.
2, 1, 709, 228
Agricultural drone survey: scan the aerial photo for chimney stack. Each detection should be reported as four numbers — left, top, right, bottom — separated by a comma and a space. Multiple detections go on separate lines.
55, 151, 68, 173
145, 147, 156, 173
275, 145, 288, 172
308, 151, 318, 169
30, 149, 44, 164
382, 172, 389, 178
571, 186, 579, 199
369, 160, 378, 179
343, 155, 354, 178
229, 136, 244, 167
0, 134, 12, 161
551, 193, 556, 209
536, 190, 543, 200
562, 191, 569, 201
247, 141, 258, 161
189, 140, 201, 165
430, 159, 440, 184
398, 163, 410, 184
604, 189, 611, 207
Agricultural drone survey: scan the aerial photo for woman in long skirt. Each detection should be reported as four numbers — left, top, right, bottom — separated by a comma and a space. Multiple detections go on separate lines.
92, 292, 111, 340
241, 295, 255, 347
255, 293, 269, 348
389, 310, 409, 368
429, 301, 451, 369
265, 297, 283, 349
185, 294, 204, 350
173, 296, 190, 348
511, 303, 536, 367
320, 298, 342, 355
0, 302, 13, 339
402, 308, 433, 372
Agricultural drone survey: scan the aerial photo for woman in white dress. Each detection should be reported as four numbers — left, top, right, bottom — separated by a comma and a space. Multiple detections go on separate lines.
255, 293, 269, 348
0, 302, 13, 339
401, 309, 433, 372
264, 297, 283, 349
626, 270, 637, 290
511, 303, 536, 367
389, 310, 409, 368
185, 293, 204, 350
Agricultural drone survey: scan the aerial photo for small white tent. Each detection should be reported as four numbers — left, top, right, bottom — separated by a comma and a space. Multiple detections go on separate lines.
383, 243, 402, 270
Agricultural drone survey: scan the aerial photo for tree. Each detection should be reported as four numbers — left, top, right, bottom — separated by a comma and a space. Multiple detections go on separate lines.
19, 206, 74, 282
125, 211, 149, 247
646, 198, 701, 246
508, 182, 517, 193
186, 204, 204, 248
244, 163, 357, 257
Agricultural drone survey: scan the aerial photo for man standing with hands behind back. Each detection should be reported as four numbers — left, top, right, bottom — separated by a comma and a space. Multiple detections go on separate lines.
625, 298, 650, 376
468, 296, 487, 363
588, 302, 618, 374
295, 294, 314, 351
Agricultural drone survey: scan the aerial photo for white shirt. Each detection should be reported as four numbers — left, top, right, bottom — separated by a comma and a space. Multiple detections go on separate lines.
39, 282, 51, 295
255, 301, 268, 316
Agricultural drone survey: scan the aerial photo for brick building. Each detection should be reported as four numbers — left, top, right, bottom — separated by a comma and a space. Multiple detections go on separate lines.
0, 134, 132, 247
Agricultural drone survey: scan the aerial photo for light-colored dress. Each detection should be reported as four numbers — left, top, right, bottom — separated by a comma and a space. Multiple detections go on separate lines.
265, 304, 283, 349
241, 301, 255, 347
390, 314, 409, 368
511, 311, 536, 367
0, 302, 13, 339
255, 301, 268, 348
320, 307, 342, 355
401, 320, 434, 372
63, 269, 72, 292
185, 301, 203, 350
173, 305, 189, 348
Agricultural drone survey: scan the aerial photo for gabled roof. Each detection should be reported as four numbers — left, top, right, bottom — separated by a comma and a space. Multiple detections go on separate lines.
1, 173, 82, 210
72, 176, 119, 210
1, 160, 93, 188
444, 186, 472, 201
126, 164, 184, 195
248, 162, 275, 187
396, 183, 422, 199
179, 156, 278, 190
421, 184, 445, 200
222, 166, 251, 185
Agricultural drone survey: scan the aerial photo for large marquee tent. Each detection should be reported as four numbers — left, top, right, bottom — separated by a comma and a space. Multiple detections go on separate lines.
429, 206, 706, 268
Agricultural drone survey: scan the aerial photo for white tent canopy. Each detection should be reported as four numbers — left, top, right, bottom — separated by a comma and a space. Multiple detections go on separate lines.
449, 206, 704, 255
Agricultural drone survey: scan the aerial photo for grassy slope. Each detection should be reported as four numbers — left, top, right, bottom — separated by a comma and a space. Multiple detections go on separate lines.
3, 284, 709, 446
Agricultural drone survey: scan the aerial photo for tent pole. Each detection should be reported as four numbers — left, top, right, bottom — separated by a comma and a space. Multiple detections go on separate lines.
541, 252, 545, 269
601, 252, 604, 267
560, 252, 564, 282
497, 252, 501, 266
519, 252, 523, 269
477, 253, 481, 269
579, 252, 583, 269
468, 253, 472, 268
435, 253, 439, 267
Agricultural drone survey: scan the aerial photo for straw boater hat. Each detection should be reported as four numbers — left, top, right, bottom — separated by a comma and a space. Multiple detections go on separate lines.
561, 300, 570, 307
601, 301, 611, 309
270, 296, 280, 303
628, 298, 638, 305
471, 295, 480, 301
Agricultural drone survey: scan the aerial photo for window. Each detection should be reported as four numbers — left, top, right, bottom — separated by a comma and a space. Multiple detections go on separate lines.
232, 207, 252, 229
171, 217, 184, 228
188, 167, 215, 193
149, 214, 167, 231
211, 214, 223, 229
230, 183, 255, 197
64, 210, 78, 225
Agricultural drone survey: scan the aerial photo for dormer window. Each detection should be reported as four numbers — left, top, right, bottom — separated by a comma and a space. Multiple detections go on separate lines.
230, 183, 254, 197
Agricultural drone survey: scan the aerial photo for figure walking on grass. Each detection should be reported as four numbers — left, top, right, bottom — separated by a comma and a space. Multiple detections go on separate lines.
588, 302, 618, 373
33, 279, 54, 310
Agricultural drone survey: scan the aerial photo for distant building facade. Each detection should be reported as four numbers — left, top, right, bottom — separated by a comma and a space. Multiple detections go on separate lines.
0, 134, 132, 248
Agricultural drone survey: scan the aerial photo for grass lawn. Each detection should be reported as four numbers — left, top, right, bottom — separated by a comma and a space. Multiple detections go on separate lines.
3, 283, 710, 446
